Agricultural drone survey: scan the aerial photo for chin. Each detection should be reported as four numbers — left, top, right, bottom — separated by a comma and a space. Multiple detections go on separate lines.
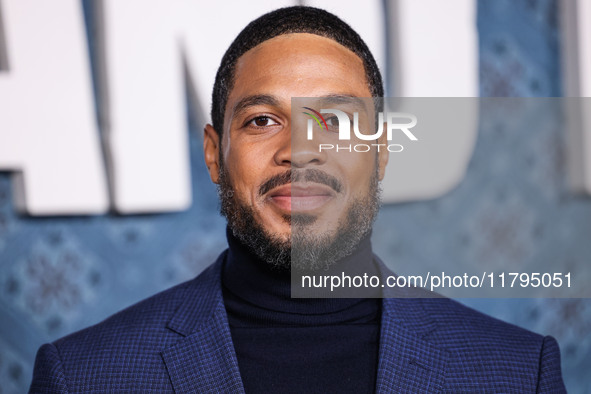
260, 222, 291, 242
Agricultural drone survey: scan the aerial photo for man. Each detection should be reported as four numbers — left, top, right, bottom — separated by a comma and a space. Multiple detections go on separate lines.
30, 6, 565, 393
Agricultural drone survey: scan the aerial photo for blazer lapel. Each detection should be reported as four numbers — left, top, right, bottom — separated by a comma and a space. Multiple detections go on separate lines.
376, 298, 449, 393
161, 254, 245, 393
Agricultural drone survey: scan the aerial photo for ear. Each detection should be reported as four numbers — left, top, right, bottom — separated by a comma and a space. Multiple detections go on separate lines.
377, 121, 389, 181
203, 124, 221, 184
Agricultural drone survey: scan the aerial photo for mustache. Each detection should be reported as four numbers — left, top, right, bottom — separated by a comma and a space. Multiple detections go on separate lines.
259, 169, 343, 196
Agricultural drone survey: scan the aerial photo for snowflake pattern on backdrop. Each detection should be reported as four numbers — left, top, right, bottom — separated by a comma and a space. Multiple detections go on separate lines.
3, 231, 102, 334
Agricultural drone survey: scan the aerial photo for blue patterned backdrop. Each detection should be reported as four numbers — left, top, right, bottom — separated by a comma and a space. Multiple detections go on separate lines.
1, 0, 590, 392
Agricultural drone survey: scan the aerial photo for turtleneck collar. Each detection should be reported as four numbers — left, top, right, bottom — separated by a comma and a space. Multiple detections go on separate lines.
222, 227, 379, 320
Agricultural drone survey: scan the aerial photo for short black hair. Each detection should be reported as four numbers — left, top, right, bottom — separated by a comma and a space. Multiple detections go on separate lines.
211, 6, 384, 136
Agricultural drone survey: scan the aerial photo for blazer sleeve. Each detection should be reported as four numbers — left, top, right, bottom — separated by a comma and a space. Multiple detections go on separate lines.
536, 336, 567, 393
29, 343, 70, 394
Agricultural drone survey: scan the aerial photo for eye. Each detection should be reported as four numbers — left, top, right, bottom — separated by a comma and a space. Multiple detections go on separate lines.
324, 115, 340, 131
246, 116, 279, 128
325, 116, 339, 127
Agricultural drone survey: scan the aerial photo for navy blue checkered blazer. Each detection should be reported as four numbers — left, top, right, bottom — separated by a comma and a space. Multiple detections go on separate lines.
30, 251, 566, 393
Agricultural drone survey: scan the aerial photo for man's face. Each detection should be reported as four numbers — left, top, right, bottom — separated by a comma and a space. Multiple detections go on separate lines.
204, 33, 388, 269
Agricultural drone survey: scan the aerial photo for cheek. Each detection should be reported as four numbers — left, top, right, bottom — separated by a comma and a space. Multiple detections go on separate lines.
337, 152, 377, 191
224, 146, 268, 195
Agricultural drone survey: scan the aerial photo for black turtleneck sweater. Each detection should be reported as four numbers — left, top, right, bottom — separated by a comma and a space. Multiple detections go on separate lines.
222, 229, 381, 394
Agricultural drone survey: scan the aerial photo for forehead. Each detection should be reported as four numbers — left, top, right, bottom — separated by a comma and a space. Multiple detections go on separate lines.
226, 33, 370, 119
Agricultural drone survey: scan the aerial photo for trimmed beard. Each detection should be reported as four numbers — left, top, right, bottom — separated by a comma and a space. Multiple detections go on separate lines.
217, 161, 381, 271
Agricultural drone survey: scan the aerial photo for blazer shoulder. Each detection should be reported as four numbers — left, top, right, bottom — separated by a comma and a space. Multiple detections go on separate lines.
421, 297, 545, 345
409, 297, 565, 391
53, 252, 225, 352
30, 254, 227, 392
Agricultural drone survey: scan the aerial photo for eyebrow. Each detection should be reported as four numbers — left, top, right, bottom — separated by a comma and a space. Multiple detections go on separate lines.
232, 94, 280, 117
316, 94, 367, 109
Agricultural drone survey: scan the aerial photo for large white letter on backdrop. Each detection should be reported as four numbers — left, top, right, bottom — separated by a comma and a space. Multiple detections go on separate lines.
561, 0, 591, 196
0, 0, 108, 215
383, 0, 479, 203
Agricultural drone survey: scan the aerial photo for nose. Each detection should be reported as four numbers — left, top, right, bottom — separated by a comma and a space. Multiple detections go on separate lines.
274, 117, 327, 169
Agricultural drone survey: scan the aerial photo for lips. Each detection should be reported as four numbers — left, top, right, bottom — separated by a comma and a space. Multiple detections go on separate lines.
268, 183, 336, 212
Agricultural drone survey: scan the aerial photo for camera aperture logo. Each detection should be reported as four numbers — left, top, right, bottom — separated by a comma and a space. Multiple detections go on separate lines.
303, 107, 418, 153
